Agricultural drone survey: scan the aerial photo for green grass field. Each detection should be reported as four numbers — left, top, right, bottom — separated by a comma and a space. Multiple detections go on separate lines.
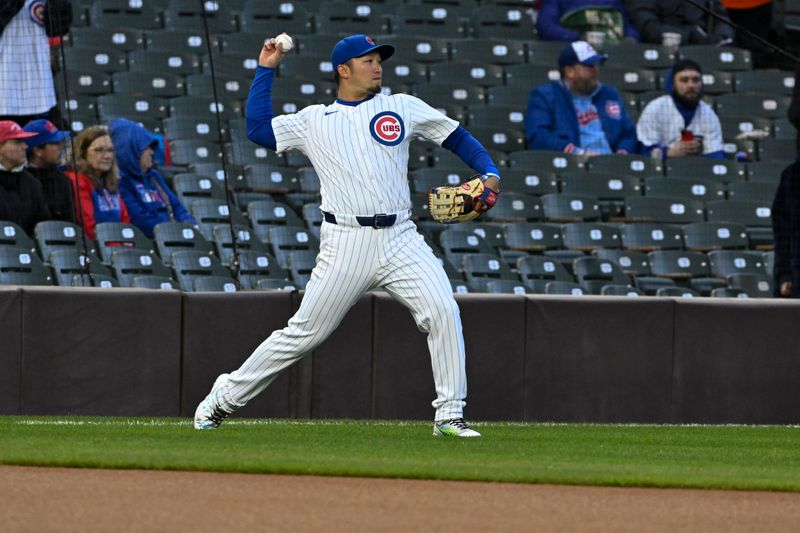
1, 417, 799, 492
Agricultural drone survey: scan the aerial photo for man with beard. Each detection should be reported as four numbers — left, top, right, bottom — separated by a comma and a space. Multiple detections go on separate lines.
636, 59, 725, 159
525, 41, 637, 155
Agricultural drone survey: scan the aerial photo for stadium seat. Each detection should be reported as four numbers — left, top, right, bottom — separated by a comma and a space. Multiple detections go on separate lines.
236, 249, 289, 289
484, 279, 529, 295
94, 222, 155, 265
482, 192, 543, 223
665, 157, 746, 183
647, 250, 724, 294
49, 249, 110, 286
192, 276, 239, 292
708, 250, 767, 278
544, 281, 585, 296
706, 200, 772, 234
0, 220, 36, 254
726, 182, 778, 204
170, 96, 242, 121
679, 45, 752, 71
243, 165, 299, 195
633, 275, 677, 295
89, 0, 162, 30
498, 169, 559, 196
620, 222, 684, 251
212, 225, 269, 266
719, 116, 772, 142
623, 197, 705, 224
716, 93, 790, 120
185, 73, 252, 101
644, 176, 725, 203
67, 26, 144, 52
461, 252, 516, 291
734, 70, 795, 95
562, 222, 622, 251
586, 154, 662, 177
428, 62, 505, 87
655, 286, 700, 298
162, 0, 237, 33
255, 278, 300, 291
440, 227, 496, 267
112, 71, 185, 99
504, 222, 563, 252
572, 256, 631, 294
153, 222, 214, 266
682, 222, 749, 251
727, 273, 773, 298
593, 249, 651, 276
603, 42, 675, 69
127, 50, 202, 76
710, 287, 749, 298
0, 248, 53, 286
268, 226, 320, 269
758, 139, 797, 162
169, 139, 224, 167
450, 38, 526, 65
171, 250, 233, 291
97, 94, 169, 121
111, 249, 174, 287
600, 284, 643, 296
695, 70, 734, 95
393, 4, 469, 39
470, 4, 534, 40
525, 40, 568, 66
173, 174, 228, 208
504, 63, 561, 90
541, 193, 601, 222
238, 1, 314, 35
287, 249, 317, 287
62, 47, 127, 74
55, 69, 111, 97
34, 221, 91, 264
602, 67, 658, 93
190, 200, 249, 240
412, 83, 485, 108
315, 3, 391, 35
746, 161, 788, 183
144, 29, 210, 55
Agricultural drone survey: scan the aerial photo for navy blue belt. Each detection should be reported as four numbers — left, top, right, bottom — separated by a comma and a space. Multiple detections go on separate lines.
323, 211, 397, 228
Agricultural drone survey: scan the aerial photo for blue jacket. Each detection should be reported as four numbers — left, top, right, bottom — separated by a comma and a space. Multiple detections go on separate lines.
525, 80, 638, 154
536, 0, 640, 42
109, 118, 195, 238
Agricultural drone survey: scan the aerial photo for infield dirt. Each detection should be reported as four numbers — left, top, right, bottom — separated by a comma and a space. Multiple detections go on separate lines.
3, 465, 800, 532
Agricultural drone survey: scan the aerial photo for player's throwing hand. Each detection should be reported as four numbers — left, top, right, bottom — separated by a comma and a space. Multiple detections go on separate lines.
259, 35, 289, 69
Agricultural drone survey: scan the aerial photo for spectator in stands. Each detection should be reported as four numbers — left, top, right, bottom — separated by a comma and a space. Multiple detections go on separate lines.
109, 118, 195, 238
65, 126, 129, 240
721, 0, 774, 68
0, 120, 51, 234
536, 0, 640, 44
624, 0, 734, 46
525, 41, 637, 155
636, 59, 725, 159
23, 119, 74, 222
0, 0, 72, 127
771, 66, 800, 298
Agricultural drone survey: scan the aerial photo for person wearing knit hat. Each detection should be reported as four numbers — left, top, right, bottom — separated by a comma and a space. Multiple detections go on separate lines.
636, 59, 725, 159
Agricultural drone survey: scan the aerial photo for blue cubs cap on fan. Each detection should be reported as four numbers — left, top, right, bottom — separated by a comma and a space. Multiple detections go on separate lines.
23, 119, 71, 148
331, 35, 394, 72
558, 40, 606, 68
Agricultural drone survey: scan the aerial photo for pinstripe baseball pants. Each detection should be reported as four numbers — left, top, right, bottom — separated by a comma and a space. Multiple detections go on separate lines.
225, 217, 468, 421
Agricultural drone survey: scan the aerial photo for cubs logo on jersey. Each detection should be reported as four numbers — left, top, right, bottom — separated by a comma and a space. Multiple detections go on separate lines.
369, 111, 405, 146
29, 0, 46, 26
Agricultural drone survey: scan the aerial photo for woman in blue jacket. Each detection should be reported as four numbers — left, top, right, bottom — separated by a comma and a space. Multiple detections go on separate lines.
109, 118, 196, 238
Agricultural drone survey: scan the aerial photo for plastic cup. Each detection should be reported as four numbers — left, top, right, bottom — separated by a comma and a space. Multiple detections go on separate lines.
586, 31, 605, 51
662, 32, 681, 52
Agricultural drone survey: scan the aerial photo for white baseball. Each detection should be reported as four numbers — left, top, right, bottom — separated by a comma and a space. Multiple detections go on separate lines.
275, 33, 293, 52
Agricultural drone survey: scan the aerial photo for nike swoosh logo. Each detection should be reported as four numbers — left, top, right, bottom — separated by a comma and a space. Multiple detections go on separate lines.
324, 110, 338, 116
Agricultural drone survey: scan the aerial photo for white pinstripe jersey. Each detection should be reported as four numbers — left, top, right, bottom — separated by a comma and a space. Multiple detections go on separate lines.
0, 0, 55, 115
272, 93, 459, 215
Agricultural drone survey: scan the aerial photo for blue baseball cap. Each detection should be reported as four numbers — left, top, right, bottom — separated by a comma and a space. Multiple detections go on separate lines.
331, 35, 394, 72
23, 119, 71, 148
558, 41, 606, 68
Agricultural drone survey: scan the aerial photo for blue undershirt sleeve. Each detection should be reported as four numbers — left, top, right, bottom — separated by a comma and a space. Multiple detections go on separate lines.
246, 66, 277, 150
442, 126, 500, 178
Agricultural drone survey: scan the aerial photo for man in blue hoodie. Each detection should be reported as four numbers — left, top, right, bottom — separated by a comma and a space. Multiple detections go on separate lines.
525, 41, 637, 155
109, 118, 195, 238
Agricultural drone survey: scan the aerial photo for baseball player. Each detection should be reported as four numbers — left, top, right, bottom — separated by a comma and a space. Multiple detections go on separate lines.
194, 34, 501, 437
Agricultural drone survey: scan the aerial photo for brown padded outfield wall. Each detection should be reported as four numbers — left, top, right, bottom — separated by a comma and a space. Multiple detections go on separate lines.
1, 287, 798, 424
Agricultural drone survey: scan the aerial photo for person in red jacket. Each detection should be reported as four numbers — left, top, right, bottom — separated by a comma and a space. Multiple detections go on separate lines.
65, 126, 129, 240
